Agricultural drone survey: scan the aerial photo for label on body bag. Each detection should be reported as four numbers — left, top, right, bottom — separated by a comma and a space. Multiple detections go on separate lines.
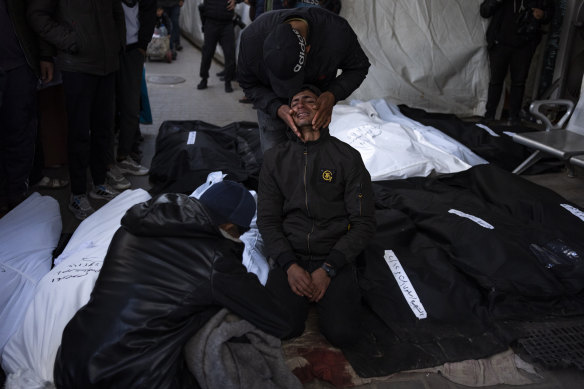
384, 250, 427, 319
187, 131, 197, 145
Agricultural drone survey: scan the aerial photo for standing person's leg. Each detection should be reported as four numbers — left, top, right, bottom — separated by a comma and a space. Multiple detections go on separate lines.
198, 20, 221, 89
168, 5, 181, 53
315, 262, 362, 347
485, 45, 512, 120
62, 71, 98, 219
62, 71, 97, 195
218, 21, 236, 93
88, 72, 118, 201
265, 265, 310, 339
256, 109, 288, 153
117, 50, 145, 163
508, 43, 537, 122
0, 65, 38, 210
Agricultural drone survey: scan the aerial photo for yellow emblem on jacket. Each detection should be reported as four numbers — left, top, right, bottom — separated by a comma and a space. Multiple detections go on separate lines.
322, 170, 333, 182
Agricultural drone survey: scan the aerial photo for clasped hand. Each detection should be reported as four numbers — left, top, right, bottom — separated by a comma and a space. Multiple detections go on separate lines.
286, 263, 331, 302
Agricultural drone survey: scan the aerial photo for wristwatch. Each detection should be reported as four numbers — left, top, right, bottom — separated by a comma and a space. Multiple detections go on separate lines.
321, 263, 336, 278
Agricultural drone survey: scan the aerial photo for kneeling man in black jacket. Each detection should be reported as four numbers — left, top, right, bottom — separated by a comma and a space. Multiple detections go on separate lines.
54, 181, 293, 389
257, 85, 376, 347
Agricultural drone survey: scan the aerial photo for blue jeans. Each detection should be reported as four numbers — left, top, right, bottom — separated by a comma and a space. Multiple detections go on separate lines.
163, 5, 181, 50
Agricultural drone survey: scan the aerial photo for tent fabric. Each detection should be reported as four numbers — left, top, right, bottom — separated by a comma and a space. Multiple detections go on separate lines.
1, 189, 152, 385
342, 0, 489, 116
0, 193, 61, 359
329, 103, 474, 181
149, 121, 262, 195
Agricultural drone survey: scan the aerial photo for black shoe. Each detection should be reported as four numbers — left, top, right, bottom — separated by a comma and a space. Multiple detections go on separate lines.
216, 70, 225, 77
479, 116, 496, 126
503, 118, 521, 127
224, 81, 233, 93
219, 76, 225, 81
197, 78, 208, 90
176, 43, 183, 51
238, 96, 252, 104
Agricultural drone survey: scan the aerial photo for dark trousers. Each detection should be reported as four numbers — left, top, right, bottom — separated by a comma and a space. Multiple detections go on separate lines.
62, 71, 115, 195
265, 260, 362, 347
199, 19, 236, 81
115, 48, 145, 160
0, 64, 38, 205
485, 43, 537, 119
163, 5, 181, 50
256, 109, 288, 153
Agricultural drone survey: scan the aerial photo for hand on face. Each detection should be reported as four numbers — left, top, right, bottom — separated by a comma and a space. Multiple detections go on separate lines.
312, 91, 335, 131
277, 104, 303, 141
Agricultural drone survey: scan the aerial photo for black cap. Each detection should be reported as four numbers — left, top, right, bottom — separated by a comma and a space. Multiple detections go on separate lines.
199, 181, 256, 230
263, 23, 307, 98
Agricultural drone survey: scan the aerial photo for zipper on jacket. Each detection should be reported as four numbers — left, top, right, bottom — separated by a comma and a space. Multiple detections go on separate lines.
304, 145, 313, 256
358, 183, 363, 216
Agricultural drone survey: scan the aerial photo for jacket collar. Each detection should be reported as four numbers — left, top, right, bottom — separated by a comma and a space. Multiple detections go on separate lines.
286, 126, 330, 146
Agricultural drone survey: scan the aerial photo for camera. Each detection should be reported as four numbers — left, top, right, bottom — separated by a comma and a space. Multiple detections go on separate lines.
233, 13, 246, 29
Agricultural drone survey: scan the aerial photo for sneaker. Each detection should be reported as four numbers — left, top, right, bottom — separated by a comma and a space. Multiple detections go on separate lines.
89, 184, 120, 201
107, 165, 131, 190
117, 156, 149, 176
69, 194, 95, 220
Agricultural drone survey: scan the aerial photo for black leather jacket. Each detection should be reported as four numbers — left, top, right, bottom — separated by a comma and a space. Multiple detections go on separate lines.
258, 128, 376, 270
54, 194, 292, 389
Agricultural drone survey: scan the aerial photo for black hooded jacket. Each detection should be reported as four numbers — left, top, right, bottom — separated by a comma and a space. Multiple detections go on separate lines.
257, 128, 376, 270
480, 0, 554, 48
237, 7, 370, 118
54, 193, 292, 389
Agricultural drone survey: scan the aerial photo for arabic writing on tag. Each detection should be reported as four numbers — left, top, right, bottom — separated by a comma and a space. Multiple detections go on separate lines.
384, 250, 427, 319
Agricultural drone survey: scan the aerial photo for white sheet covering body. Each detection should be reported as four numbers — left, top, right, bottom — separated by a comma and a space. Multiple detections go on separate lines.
1, 189, 152, 385
0, 193, 61, 359
330, 103, 474, 181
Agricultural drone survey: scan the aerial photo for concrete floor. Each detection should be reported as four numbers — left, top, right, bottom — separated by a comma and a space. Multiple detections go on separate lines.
21, 39, 584, 388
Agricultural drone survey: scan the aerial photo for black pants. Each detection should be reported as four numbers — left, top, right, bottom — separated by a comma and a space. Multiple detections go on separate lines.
485, 42, 537, 119
199, 19, 236, 82
62, 71, 115, 194
265, 260, 362, 347
0, 64, 38, 206
114, 48, 145, 161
